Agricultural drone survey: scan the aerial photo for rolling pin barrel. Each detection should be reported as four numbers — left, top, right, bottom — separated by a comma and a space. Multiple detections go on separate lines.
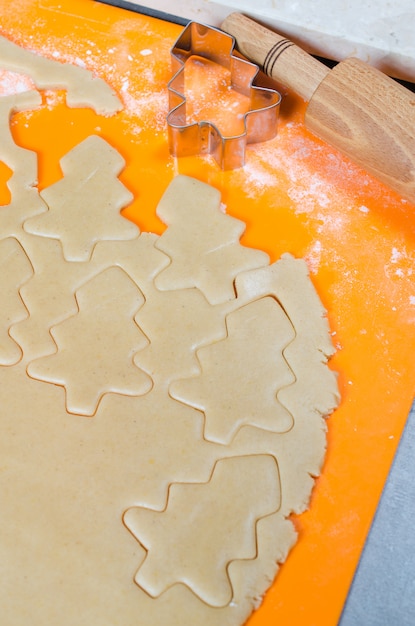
222, 13, 415, 205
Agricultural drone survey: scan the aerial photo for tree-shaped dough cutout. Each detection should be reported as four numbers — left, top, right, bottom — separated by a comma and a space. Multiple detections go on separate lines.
124, 454, 280, 607
24, 135, 138, 261
27, 266, 152, 415
154, 176, 269, 304
170, 296, 296, 444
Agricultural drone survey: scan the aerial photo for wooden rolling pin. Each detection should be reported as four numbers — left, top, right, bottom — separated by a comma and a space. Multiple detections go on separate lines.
221, 13, 415, 204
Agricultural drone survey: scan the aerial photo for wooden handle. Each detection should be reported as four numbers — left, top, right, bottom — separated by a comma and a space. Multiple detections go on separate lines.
222, 12, 329, 101
222, 13, 415, 204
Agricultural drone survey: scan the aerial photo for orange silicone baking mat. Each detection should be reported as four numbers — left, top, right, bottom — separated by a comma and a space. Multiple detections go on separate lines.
1, 1, 414, 624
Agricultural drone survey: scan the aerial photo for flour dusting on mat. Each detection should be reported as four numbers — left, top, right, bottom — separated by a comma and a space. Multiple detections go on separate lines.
240, 120, 372, 214
305, 239, 322, 274
0, 69, 34, 94
8, 34, 171, 133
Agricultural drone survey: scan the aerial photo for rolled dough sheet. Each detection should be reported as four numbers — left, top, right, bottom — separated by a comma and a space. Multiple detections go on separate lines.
0, 28, 340, 626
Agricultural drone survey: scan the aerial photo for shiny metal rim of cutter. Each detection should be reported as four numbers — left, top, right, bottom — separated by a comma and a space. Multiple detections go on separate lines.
167, 21, 282, 170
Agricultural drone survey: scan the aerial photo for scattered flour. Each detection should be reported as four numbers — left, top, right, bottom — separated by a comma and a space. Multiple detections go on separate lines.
304, 240, 322, 274
0, 69, 35, 95
390, 246, 405, 263
1, 36, 169, 133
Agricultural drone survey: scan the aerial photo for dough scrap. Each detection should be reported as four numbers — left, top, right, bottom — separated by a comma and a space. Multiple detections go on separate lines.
0, 70, 340, 626
0, 34, 122, 114
0, 91, 41, 188
235, 257, 340, 424
0, 92, 48, 244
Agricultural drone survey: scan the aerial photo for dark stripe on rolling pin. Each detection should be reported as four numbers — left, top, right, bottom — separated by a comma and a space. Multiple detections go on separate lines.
263, 39, 294, 77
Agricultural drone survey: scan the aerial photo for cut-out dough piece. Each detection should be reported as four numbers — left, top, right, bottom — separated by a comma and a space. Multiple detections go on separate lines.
24, 135, 138, 261
0, 34, 122, 114
91, 232, 171, 300
0, 237, 32, 365
155, 175, 269, 304
94, 236, 230, 385
170, 297, 295, 443
12, 233, 170, 364
27, 267, 152, 415
235, 255, 340, 418
124, 454, 280, 607
11, 236, 108, 361
134, 286, 229, 384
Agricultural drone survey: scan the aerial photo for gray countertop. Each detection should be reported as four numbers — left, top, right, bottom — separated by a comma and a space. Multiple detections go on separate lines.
340, 399, 415, 625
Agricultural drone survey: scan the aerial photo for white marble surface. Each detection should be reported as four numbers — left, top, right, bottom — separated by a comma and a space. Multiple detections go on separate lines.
131, 0, 415, 81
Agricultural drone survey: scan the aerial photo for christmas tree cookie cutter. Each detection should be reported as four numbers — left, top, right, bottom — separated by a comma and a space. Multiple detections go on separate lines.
167, 22, 281, 170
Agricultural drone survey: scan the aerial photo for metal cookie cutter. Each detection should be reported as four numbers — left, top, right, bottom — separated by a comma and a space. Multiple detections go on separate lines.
167, 22, 281, 170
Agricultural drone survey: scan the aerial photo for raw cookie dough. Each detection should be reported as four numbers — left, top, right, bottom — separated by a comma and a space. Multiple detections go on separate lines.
24, 135, 139, 261
1, 173, 339, 626
124, 454, 281, 607
155, 175, 269, 304
0, 35, 340, 626
0, 237, 32, 365
0, 34, 121, 114
170, 297, 296, 443
27, 266, 153, 415
0, 92, 47, 242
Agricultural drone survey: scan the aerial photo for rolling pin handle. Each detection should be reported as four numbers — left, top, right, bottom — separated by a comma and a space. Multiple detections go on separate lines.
221, 12, 330, 101
222, 12, 415, 205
